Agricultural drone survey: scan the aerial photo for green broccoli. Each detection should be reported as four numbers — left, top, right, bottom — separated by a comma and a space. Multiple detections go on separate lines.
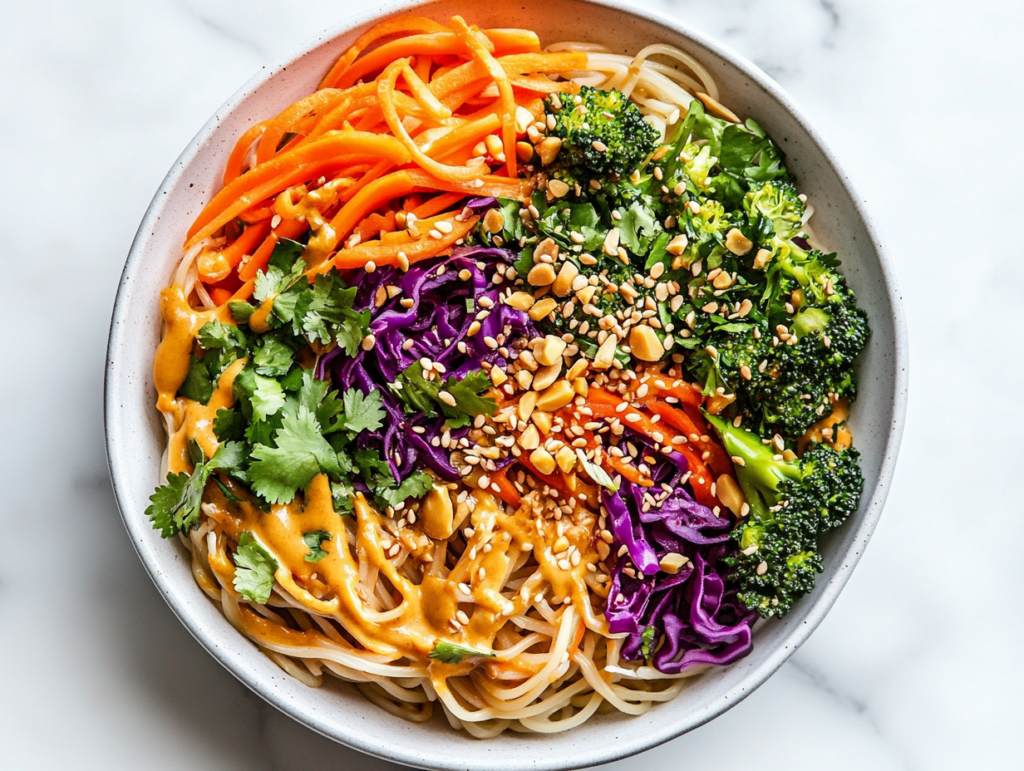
544, 86, 660, 185
706, 414, 863, 617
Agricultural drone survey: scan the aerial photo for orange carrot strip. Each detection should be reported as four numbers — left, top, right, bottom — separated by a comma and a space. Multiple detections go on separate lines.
428, 114, 502, 161
197, 219, 272, 281
354, 211, 396, 242
237, 202, 275, 223
209, 288, 233, 305
646, 401, 733, 477
481, 28, 541, 54
298, 83, 378, 143
320, 16, 449, 89
508, 73, 577, 93
490, 468, 522, 507
585, 401, 718, 508
405, 168, 532, 200
338, 32, 495, 89
338, 28, 530, 90
256, 89, 346, 166
239, 217, 308, 281
330, 215, 478, 271
413, 54, 433, 82
429, 51, 588, 103
378, 59, 489, 183
186, 132, 410, 244
451, 17, 517, 178
223, 121, 268, 186
327, 170, 419, 246
607, 455, 652, 487
402, 63, 452, 121
410, 191, 465, 219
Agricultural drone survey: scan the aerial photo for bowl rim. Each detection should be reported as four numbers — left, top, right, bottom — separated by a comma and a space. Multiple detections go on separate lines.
105, 1, 909, 767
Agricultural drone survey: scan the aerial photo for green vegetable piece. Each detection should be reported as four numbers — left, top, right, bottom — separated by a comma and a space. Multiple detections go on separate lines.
303, 530, 331, 563
233, 532, 278, 604
179, 354, 214, 405
248, 406, 341, 504
428, 640, 496, 664
706, 414, 863, 618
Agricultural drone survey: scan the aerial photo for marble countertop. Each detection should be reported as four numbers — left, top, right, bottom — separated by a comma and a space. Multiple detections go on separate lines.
1, 0, 1019, 768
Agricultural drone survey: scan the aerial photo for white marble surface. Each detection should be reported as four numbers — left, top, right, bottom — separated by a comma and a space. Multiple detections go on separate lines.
1, 0, 1020, 768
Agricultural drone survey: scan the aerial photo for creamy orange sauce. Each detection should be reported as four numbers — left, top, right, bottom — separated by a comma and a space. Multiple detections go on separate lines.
153, 285, 231, 413
154, 283, 604, 668
799, 397, 851, 453
273, 178, 353, 267
201, 478, 601, 661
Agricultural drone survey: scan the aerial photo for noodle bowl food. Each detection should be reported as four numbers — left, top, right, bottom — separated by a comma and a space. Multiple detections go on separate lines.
147, 14, 869, 737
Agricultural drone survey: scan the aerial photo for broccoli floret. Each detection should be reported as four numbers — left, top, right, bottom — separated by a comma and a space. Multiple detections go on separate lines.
706, 414, 864, 617
545, 86, 659, 184
745, 181, 804, 241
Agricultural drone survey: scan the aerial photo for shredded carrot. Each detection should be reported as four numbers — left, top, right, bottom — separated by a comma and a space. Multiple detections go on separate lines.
410, 191, 464, 219
402, 62, 452, 121
184, 15, 586, 295
256, 89, 345, 166
223, 121, 268, 186
451, 17, 517, 178
490, 468, 522, 508
353, 211, 397, 242
320, 16, 449, 89
337, 32, 495, 89
239, 217, 308, 282
379, 59, 488, 183
197, 219, 272, 282
330, 215, 478, 271
186, 132, 410, 246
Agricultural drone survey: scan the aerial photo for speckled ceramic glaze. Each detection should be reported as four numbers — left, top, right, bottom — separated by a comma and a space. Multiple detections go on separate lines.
105, 1, 908, 768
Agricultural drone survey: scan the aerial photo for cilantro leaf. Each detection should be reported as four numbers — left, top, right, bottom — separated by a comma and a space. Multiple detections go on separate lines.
391, 363, 496, 428
295, 274, 360, 344
197, 320, 246, 351
375, 471, 434, 507
618, 199, 660, 255
302, 530, 331, 562
251, 373, 286, 422
252, 238, 306, 305
331, 480, 355, 515
340, 388, 386, 434
248, 406, 340, 504
213, 407, 246, 442
253, 336, 295, 377
208, 440, 248, 473
146, 442, 242, 537
228, 301, 255, 324
428, 640, 495, 664
146, 472, 194, 537
233, 532, 278, 604
179, 354, 213, 404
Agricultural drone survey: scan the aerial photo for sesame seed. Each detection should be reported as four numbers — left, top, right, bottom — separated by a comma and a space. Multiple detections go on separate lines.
438, 390, 457, 407
731, 455, 746, 467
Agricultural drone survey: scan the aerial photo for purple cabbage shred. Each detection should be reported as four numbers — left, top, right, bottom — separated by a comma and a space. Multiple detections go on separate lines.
318, 245, 536, 482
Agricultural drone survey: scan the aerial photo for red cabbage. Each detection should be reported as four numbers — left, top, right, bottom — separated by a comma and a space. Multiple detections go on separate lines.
603, 479, 755, 672
319, 246, 536, 482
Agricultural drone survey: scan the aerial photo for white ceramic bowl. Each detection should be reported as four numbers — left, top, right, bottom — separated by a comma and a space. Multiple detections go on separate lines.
105, 1, 908, 768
